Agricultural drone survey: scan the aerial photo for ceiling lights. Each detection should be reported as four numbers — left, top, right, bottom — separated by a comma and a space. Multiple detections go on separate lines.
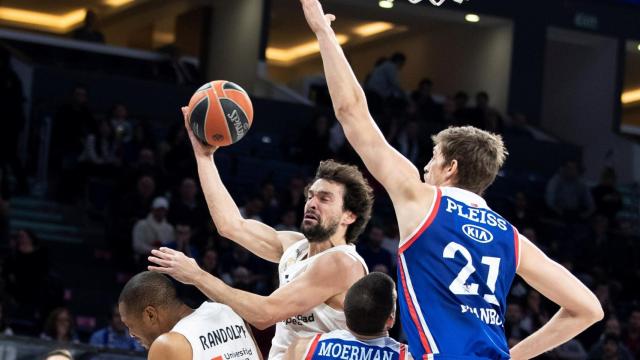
622, 88, 640, 105
104, 0, 136, 6
267, 34, 349, 65
353, 22, 394, 37
379, 0, 394, 9
465, 14, 480, 23
0, 7, 86, 33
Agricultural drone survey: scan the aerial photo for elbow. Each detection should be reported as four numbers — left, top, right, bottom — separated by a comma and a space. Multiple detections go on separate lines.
251, 313, 277, 331
587, 301, 605, 324
216, 219, 242, 239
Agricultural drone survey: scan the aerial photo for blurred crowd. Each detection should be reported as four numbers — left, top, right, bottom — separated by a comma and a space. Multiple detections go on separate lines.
0, 49, 638, 360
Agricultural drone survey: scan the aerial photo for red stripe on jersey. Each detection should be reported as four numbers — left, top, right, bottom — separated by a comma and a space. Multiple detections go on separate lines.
398, 256, 433, 354
400, 344, 407, 359
399, 188, 442, 254
305, 333, 322, 360
513, 226, 520, 269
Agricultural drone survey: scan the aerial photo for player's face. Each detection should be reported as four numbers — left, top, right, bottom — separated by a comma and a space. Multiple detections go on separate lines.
119, 303, 162, 350
301, 179, 348, 242
424, 145, 449, 186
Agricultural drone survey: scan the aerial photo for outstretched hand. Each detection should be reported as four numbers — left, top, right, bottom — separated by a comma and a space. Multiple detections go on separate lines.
181, 106, 218, 159
300, 0, 335, 34
148, 247, 204, 285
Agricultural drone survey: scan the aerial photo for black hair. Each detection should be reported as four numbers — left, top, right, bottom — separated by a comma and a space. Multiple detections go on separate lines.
390, 52, 406, 64
118, 272, 180, 317
344, 272, 396, 336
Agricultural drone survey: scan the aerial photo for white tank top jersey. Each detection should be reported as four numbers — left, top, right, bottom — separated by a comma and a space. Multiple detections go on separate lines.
171, 302, 261, 360
268, 239, 369, 360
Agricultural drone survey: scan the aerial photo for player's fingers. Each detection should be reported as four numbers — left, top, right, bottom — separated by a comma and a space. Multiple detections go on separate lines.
150, 249, 171, 259
148, 256, 171, 267
148, 265, 170, 274
326, 14, 335, 22
159, 247, 177, 255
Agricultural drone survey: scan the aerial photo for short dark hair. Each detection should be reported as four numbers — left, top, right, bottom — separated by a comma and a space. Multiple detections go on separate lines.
390, 52, 406, 64
344, 272, 396, 336
118, 272, 180, 316
308, 160, 374, 243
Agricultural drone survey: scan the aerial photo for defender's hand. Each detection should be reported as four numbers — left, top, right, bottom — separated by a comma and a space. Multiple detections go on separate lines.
182, 106, 218, 159
300, 0, 335, 34
148, 247, 205, 285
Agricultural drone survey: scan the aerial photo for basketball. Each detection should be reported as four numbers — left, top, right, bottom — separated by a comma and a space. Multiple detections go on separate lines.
187, 80, 254, 147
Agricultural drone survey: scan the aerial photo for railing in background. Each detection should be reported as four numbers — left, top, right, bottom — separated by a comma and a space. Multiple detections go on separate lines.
0, 335, 145, 360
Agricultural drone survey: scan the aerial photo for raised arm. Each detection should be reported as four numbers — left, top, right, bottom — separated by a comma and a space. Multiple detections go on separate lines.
300, 0, 422, 202
182, 107, 303, 262
511, 236, 604, 359
149, 247, 365, 330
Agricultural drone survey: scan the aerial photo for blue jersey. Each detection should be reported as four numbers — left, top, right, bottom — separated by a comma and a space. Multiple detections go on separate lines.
305, 330, 412, 360
397, 187, 520, 360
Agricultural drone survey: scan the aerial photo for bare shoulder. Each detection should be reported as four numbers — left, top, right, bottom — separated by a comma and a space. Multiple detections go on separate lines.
310, 249, 366, 283
148, 332, 192, 360
278, 231, 307, 252
394, 182, 438, 240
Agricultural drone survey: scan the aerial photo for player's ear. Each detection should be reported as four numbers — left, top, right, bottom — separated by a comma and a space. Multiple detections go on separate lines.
143, 306, 158, 324
342, 210, 356, 225
446, 159, 458, 181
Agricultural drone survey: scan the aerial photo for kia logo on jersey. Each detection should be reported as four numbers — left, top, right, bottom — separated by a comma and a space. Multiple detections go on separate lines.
462, 224, 493, 243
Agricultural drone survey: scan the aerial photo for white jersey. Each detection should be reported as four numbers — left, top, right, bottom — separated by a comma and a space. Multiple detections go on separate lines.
302, 330, 413, 360
171, 302, 260, 360
268, 239, 369, 360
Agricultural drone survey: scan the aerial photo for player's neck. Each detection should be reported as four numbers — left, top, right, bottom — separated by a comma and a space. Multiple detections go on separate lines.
308, 235, 346, 257
169, 304, 194, 328
353, 331, 388, 341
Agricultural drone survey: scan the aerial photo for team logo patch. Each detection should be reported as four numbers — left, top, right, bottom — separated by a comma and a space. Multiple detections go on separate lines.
462, 224, 493, 243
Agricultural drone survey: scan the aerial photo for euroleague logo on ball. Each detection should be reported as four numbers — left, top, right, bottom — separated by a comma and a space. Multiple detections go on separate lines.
408, 0, 468, 6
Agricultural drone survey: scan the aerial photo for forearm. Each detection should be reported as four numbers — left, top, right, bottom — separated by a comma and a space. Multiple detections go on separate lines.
315, 29, 367, 123
195, 155, 243, 234
193, 270, 280, 329
510, 308, 597, 359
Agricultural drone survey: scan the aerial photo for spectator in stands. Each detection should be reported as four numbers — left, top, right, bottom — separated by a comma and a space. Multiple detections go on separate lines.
122, 148, 165, 192
44, 349, 74, 360
163, 122, 195, 187
505, 191, 538, 231
624, 309, 640, 358
275, 208, 298, 231
258, 181, 280, 225
592, 167, 623, 224
545, 161, 595, 221
589, 317, 634, 359
297, 113, 332, 166
504, 303, 530, 343
280, 176, 306, 217
132, 197, 175, 264
0, 196, 9, 247
239, 196, 264, 222
78, 119, 121, 168
51, 85, 96, 183
551, 338, 588, 359
520, 290, 549, 335
0, 302, 13, 335
89, 304, 142, 351
72, 10, 105, 43
167, 224, 198, 260
576, 216, 615, 274
452, 91, 477, 127
474, 91, 503, 133
219, 246, 270, 294
168, 177, 208, 238
504, 112, 534, 139
392, 120, 425, 166
40, 307, 79, 343
4, 230, 49, 319
109, 104, 133, 145
0, 48, 27, 196
356, 225, 394, 274
365, 52, 407, 108
201, 248, 220, 277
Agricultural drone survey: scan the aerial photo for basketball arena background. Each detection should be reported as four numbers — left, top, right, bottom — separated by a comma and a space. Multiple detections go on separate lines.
0, 0, 639, 358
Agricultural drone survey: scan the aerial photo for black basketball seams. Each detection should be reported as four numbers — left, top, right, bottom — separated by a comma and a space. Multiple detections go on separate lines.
190, 96, 210, 144
219, 98, 249, 143
222, 81, 246, 94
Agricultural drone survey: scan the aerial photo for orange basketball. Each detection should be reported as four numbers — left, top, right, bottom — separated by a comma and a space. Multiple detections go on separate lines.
187, 80, 254, 147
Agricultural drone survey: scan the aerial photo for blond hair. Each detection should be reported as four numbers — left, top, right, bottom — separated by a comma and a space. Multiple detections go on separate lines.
432, 126, 508, 194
